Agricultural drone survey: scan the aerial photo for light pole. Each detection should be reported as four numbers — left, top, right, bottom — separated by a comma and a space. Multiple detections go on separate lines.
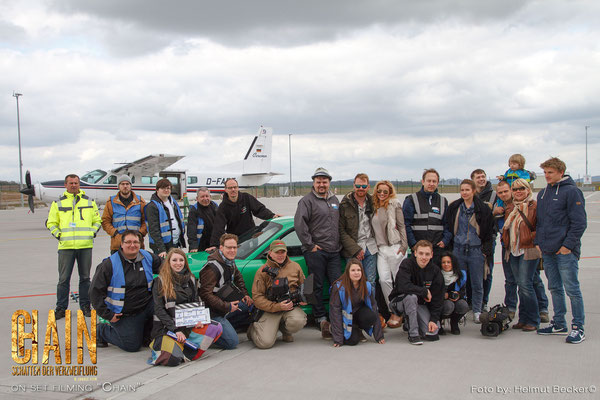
288, 134, 293, 196
13, 92, 24, 207
585, 126, 590, 184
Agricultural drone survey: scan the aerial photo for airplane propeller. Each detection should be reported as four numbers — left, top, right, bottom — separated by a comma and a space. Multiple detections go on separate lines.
19, 170, 35, 213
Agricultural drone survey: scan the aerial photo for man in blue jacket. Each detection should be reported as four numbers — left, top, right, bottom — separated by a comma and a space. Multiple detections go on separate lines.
535, 157, 587, 343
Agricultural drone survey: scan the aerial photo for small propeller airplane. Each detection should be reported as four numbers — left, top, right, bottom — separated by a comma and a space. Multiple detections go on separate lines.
20, 127, 280, 212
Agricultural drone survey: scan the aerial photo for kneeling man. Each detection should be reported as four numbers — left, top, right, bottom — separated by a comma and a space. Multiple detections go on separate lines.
248, 241, 307, 348
90, 230, 162, 351
389, 240, 444, 345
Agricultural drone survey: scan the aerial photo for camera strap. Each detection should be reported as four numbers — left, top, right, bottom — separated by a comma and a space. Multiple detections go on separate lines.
517, 208, 534, 232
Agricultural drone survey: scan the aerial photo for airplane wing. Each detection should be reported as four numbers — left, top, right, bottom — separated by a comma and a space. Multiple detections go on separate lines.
111, 154, 185, 176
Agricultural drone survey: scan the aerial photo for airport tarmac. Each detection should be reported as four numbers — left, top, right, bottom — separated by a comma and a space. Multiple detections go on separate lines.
0, 192, 599, 400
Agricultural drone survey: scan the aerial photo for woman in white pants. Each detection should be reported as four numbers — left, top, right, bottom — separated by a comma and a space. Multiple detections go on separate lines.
371, 181, 408, 328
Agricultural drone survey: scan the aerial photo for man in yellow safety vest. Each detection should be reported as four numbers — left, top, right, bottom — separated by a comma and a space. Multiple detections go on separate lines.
46, 174, 102, 319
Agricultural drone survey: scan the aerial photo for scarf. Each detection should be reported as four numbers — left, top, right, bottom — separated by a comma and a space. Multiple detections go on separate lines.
441, 270, 458, 287
503, 191, 533, 253
218, 250, 236, 268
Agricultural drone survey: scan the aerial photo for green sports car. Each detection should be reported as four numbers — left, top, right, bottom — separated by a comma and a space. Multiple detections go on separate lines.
187, 216, 311, 300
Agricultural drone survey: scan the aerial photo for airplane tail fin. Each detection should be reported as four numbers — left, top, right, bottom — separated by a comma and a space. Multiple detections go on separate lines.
242, 126, 272, 175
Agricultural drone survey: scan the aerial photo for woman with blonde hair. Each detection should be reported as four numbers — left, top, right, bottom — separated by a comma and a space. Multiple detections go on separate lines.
150, 248, 222, 366
371, 180, 408, 328
502, 178, 542, 331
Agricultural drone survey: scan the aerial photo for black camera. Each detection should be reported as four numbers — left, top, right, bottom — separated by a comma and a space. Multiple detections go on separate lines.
480, 304, 512, 337
448, 291, 460, 301
263, 266, 317, 306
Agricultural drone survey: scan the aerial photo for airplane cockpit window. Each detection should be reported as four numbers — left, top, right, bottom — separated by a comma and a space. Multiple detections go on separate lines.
187, 176, 198, 184
103, 175, 117, 184
80, 170, 106, 184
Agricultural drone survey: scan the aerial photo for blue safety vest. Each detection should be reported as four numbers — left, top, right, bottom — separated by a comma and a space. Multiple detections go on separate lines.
111, 196, 142, 234
147, 198, 184, 244
190, 203, 205, 236
105, 249, 154, 314
336, 281, 374, 340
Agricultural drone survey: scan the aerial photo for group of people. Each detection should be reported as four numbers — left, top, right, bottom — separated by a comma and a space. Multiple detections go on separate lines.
44, 153, 588, 367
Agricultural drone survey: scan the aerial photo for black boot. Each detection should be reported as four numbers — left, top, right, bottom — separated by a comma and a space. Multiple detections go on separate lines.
450, 314, 462, 335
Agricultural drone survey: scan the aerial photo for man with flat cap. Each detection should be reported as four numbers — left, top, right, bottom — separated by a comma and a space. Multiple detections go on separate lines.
102, 175, 147, 254
294, 167, 341, 339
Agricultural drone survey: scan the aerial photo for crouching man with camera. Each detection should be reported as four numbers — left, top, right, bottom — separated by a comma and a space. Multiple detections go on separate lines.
199, 233, 253, 350
247, 240, 308, 349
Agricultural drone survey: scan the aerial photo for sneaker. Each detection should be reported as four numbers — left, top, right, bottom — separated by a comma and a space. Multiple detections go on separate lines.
424, 333, 439, 342
537, 321, 568, 335
55, 308, 66, 320
565, 325, 585, 344
539, 312, 550, 323
82, 306, 91, 318
282, 333, 294, 343
408, 336, 423, 345
473, 312, 481, 324
320, 320, 332, 340
438, 326, 446, 336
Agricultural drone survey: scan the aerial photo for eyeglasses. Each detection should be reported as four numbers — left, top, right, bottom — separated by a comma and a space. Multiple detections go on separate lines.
512, 187, 527, 192
223, 245, 238, 250
123, 241, 141, 245
376, 189, 389, 194
354, 184, 368, 189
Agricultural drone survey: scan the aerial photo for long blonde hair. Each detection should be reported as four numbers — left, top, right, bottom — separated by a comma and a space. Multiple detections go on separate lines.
373, 180, 396, 210
158, 248, 191, 299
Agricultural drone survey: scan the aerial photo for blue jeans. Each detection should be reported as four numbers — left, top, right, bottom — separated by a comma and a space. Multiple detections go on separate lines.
98, 300, 154, 352
454, 245, 484, 314
304, 250, 342, 321
362, 248, 377, 285
502, 247, 548, 313
212, 301, 251, 349
57, 248, 92, 310
543, 252, 585, 328
509, 254, 540, 326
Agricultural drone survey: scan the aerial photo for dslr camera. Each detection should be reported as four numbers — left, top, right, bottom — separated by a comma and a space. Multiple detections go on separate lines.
263, 266, 317, 306
480, 304, 512, 337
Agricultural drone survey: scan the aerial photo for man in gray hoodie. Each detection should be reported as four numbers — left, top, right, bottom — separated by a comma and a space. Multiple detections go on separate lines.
294, 167, 341, 339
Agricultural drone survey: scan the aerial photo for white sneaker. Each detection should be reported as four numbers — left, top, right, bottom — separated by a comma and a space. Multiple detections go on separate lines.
473, 312, 482, 324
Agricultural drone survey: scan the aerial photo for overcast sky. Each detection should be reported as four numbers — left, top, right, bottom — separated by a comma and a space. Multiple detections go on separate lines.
1, 0, 599, 185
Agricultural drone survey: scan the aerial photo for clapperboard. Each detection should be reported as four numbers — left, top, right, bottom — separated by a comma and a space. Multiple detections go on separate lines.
174, 302, 211, 327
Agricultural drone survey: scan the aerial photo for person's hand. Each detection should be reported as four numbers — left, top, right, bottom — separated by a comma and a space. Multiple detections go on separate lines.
175, 331, 186, 343
110, 313, 122, 323
428, 321, 438, 333
229, 300, 240, 312
242, 295, 254, 306
444, 293, 449, 300
437, 241, 445, 248
279, 300, 294, 311
493, 206, 504, 216
333, 343, 341, 347
311, 245, 322, 252
158, 252, 167, 258
189, 249, 198, 253
356, 249, 365, 261
497, 175, 504, 181
194, 322, 205, 329
205, 246, 216, 253
299, 302, 307, 306
556, 246, 571, 255
273, 214, 283, 218
378, 339, 385, 344
424, 289, 432, 303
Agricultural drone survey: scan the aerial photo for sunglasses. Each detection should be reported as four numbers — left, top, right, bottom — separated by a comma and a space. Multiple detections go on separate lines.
377, 189, 389, 194
354, 184, 368, 189
512, 187, 527, 192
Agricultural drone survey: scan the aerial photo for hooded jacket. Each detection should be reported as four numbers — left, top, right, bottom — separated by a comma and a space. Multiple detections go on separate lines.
389, 256, 445, 323
210, 192, 275, 246
535, 175, 587, 259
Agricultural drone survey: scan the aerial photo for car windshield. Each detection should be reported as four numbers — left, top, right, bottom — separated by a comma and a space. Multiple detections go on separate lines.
236, 221, 282, 259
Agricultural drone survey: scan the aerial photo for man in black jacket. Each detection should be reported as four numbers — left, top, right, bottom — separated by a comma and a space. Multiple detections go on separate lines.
388, 240, 445, 345
188, 187, 218, 252
210, 178, 280, 247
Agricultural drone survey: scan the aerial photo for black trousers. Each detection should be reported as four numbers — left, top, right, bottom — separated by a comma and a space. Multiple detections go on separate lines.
344, 305, 378, 346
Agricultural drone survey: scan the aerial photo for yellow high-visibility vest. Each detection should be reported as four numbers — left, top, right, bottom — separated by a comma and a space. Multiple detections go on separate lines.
46, 190, 102, 250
